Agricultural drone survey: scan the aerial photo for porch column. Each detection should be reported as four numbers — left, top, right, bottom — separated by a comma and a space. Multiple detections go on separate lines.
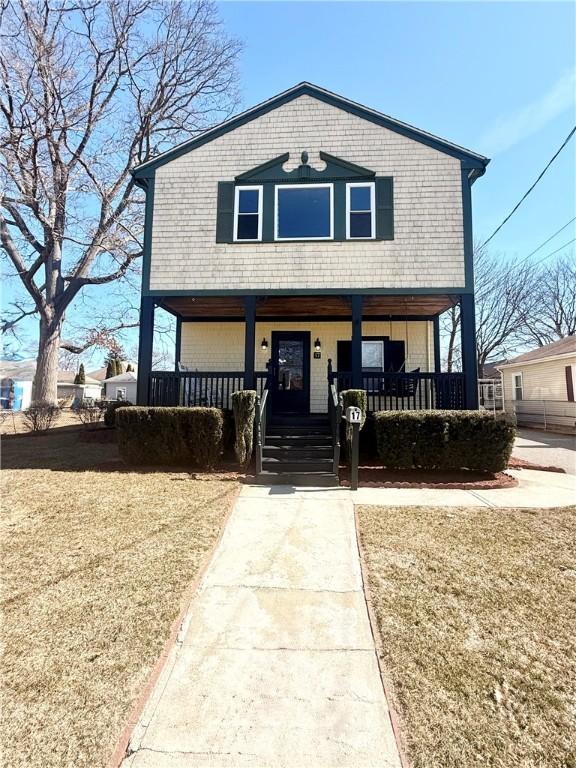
460, 294, 479, 408
136, 296, 155, 405
174, 316, 182, 372
351, 295, 363, 388
433, 316, 441, 373
244, 296, 256, 389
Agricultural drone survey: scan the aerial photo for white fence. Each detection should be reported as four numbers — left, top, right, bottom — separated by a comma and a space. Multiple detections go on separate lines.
504, 399, 576, 432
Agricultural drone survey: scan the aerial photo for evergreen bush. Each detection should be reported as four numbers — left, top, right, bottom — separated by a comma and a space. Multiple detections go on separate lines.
74, 363, 86, 385
373, 410, 515, 472
231, 390, 256, 466
116, 407, 223, 468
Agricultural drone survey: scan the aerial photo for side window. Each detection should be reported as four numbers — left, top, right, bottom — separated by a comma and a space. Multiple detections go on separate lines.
513, 373, 523, 400
234, 186, 262, 242
347, 182, 375, 239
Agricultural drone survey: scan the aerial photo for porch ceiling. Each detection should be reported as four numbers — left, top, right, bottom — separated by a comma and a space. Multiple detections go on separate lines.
160, 294, 456, 319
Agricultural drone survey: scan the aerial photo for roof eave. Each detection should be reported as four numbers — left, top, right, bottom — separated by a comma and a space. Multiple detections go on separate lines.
131, 82, 490, 178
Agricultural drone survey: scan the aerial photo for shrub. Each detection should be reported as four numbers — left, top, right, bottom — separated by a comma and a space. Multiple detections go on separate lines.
231, 390, 256, 466
341, 389, 368, 463
104, 400, 133, 428
74, 403, 104, 427
22, 402, 60, 432
374, 410, 515, 473
116, 406, 223, 469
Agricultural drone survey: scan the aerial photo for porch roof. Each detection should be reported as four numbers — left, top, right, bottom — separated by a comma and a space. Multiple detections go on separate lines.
159, 294, 455, 320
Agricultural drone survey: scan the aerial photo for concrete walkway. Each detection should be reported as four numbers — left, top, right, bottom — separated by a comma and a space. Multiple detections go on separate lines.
513, 428, 576, 475
121, 486, 402, 768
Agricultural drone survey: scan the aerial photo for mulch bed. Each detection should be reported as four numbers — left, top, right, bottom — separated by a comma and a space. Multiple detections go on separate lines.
340, 465, 517, 489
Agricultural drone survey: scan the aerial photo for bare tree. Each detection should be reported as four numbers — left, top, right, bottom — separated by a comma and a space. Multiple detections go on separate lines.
520, 253, 576, 345
440, 245, 537, 375
1, 0, 240, 403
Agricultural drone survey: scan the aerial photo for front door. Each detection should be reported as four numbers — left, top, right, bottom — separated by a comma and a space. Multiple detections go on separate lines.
271, 331, 310, 415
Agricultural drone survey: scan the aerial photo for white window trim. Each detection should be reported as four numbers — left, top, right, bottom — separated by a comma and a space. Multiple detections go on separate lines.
233, 185, 263, 242
346, 181, 376, 240
116, 387, 127, 400
274, 183, 334, 241
513, 372, 523, 400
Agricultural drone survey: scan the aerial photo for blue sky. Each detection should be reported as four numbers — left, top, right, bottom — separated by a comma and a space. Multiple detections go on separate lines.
4, 1, 575, 363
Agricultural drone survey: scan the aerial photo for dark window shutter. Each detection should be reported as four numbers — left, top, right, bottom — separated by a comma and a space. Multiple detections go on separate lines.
375, 177, 394, 240
216, 182, 235, 243
566, 365, 574, 402
384, 340, 405, 372
337, 340, 352, 372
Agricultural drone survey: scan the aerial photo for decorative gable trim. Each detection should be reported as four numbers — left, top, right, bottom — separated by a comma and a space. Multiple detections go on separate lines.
235, 151, 375, 183
131, 82, 490, 180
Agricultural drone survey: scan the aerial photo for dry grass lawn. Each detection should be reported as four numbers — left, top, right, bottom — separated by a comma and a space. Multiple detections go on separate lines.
1, 427, 238, 768
357, 504, 576, 768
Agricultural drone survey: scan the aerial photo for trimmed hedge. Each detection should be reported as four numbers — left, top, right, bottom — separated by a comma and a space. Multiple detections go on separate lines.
374, 410, 515, 473
116, 407, 223, 468
104, 400, 132, 427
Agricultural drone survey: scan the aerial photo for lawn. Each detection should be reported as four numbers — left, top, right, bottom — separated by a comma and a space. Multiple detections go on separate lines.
1, 426, 238, 768
357, 504, 576, 768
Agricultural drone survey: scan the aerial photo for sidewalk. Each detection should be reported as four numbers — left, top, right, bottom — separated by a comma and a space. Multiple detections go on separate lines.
120, 486, 402, 768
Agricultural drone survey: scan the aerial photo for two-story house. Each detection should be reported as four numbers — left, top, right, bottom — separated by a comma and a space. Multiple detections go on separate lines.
132, 83, 489, 479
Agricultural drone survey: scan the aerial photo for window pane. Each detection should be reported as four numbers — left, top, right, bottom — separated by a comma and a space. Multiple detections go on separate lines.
350, 186, 371, 211
350, 212, 372, 238
237, 214, 259, 240
362, 341, 383, 370
277, 187, 331, 238
238, 189, 259, 214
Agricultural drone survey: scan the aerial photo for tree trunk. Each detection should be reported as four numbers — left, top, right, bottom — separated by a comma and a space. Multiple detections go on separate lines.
34, 316, 64, 404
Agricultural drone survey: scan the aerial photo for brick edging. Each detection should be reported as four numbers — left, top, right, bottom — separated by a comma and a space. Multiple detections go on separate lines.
353, 505, 412, 768
106, 483, 242, 768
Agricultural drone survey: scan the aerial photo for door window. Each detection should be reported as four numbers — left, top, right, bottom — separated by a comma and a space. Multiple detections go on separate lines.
277, 339, 304, 391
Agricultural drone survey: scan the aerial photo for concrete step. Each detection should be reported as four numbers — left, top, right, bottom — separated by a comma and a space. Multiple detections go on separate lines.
263, 445, 333, 460
252, 470, 340, 487
262, 457, 334, 473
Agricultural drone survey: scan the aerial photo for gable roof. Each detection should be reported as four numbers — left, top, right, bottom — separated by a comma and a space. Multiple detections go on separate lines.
498, 336, 576, 368
132, 82, 490, 182
103, 372, 138, 384
57, 371, 101, 385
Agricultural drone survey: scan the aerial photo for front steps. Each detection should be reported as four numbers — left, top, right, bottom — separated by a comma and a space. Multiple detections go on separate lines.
255, 415, 340, 487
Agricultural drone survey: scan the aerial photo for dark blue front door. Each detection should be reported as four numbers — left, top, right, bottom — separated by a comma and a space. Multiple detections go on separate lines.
271, 331, 310, 414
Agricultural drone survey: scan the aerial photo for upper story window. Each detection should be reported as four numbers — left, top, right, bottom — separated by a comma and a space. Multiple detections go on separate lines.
234, 185, 262, 241
346, 182, 375, 239
275, 184, 333, 241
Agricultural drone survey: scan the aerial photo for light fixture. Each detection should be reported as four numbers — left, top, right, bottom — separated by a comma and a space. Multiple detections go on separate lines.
260, 337, 269, 351
314, 337, 322, 352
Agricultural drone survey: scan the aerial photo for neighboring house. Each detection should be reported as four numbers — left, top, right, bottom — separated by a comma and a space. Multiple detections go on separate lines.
131, 83, 489, 480
498, 337, 576, 433
102, 371, 138, 402
88, 361, 138, 382
0, 360, 102, 409
478, 358, 507, 412
56, 372, 103, 404
0, 359, 35, 410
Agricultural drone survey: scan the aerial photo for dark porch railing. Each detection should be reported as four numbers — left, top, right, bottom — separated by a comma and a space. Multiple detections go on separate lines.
328, 382, 342, 475
255, 385, 269, 475
328, 364, 466, 411
149, 370, 270, 409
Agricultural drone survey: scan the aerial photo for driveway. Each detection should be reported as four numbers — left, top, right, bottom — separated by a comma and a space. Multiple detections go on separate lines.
513, 428, 576, 475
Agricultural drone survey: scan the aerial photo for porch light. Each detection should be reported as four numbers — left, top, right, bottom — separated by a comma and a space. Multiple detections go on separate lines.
260, 337, 269, 351
314, 337, 322, 352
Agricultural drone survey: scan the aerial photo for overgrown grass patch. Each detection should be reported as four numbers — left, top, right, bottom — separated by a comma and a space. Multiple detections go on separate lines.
1, 429, 237, 768
357, 504, 576, 768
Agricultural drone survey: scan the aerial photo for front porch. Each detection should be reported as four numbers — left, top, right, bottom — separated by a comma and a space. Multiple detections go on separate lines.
138, 292, 477, 414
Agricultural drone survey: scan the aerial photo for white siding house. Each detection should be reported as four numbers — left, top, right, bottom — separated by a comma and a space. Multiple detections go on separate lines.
498, 337, 576, 433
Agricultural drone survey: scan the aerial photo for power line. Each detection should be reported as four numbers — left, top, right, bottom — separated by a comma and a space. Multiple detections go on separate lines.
530, 237, 576, 269
516, 216, 576, 266
480, 125, 576, 248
